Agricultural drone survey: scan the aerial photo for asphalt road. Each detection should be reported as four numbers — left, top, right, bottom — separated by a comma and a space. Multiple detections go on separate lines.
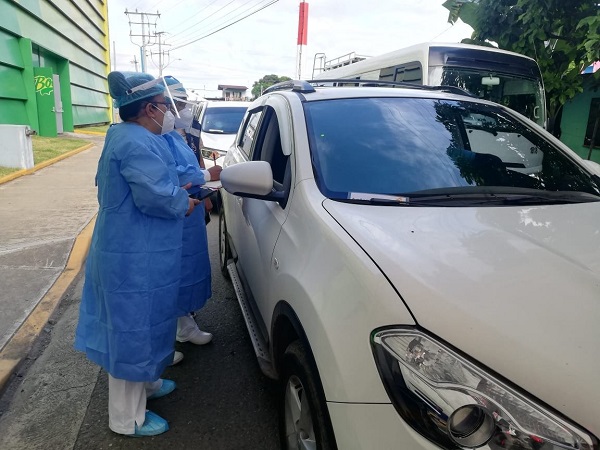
0, 213, 281, 450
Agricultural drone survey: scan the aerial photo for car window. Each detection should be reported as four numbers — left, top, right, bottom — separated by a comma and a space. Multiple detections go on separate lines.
304, 97, 600, 200
240, 110, 263, 158
252, 107, 290, 189
201, 106, 247, 134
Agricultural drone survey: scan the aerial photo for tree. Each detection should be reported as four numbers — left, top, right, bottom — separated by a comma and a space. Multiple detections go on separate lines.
251, 74, 292, 99
442, 0, 600, 135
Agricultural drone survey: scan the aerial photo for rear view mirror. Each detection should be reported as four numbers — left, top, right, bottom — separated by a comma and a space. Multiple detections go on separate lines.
481, 76, 500, 86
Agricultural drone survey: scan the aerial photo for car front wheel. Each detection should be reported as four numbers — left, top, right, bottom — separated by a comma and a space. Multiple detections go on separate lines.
218, 208, 231, 279
279, 341, 337, 450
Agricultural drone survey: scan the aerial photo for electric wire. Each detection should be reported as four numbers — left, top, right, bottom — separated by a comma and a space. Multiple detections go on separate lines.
168, 0, 240, 43
169, 0, 272, 46
162, 0, 221, 37
170, 0, 279, 50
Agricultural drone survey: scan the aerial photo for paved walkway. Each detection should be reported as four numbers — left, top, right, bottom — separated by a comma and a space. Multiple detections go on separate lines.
0, 132, 103, 390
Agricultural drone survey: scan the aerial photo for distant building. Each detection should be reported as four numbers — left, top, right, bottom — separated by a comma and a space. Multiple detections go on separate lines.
0, 0, 111, 136
218, 84, 248, 101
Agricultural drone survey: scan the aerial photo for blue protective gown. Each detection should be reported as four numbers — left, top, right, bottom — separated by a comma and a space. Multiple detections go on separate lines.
75, 123, 190, 382
164, 131, 212, 315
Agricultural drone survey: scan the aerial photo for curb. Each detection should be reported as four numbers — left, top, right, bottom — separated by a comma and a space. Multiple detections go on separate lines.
0, 142, 95, 186
0, 215, 96, 393
74, 130, 106, 136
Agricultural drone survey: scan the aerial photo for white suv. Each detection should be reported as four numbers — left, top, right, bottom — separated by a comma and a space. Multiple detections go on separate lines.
218, 80, 600, 450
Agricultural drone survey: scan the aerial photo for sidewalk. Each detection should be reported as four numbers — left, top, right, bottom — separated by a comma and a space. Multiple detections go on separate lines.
0, 132, 103, 392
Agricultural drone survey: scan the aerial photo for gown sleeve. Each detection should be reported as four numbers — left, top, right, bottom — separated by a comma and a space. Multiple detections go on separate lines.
120, 139, 190, 219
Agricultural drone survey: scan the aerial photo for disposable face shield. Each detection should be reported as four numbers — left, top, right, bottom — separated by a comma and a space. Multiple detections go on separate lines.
127, 76, 181, 119
173, 97, 195, 130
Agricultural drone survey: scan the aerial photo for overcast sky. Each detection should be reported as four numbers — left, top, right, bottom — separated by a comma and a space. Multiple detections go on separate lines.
108, 0, 473, 99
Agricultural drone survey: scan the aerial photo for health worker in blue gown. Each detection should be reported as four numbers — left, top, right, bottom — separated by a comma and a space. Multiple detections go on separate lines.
162, 76, 222, 359
74, 71, 201, 437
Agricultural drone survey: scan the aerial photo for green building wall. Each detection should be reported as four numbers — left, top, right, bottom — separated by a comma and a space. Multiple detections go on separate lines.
0, 0, 111, 135
560, 76, 600, 163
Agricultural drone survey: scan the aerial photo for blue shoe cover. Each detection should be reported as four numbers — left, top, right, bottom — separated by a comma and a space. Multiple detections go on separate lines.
129, 411, 169, 437
147, 379, 176, 400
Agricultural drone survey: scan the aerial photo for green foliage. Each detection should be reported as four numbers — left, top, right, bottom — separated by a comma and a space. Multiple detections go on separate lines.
251, 74, 292, 98
443, 0, 600, 134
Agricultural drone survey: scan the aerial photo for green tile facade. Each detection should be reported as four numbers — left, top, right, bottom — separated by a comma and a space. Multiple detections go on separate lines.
0, 0, 111, 136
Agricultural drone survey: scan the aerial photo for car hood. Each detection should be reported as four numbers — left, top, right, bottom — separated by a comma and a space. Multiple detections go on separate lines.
200, 131, 235, 152
323, 200, 600, 434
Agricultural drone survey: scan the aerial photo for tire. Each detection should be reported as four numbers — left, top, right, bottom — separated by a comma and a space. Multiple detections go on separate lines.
218, 208, 231, 279
279, 341, 337, 450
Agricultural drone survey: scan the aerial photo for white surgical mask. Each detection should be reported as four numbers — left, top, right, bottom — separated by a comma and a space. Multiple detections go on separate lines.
151, 107, 176, 135
174, 107, 193, 130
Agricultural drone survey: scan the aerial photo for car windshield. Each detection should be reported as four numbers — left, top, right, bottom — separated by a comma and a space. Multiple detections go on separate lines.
304, 97, 600, 205
201, 106, 247, 134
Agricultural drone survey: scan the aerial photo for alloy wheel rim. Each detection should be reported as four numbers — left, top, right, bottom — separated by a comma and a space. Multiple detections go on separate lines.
284, 375, 316, 450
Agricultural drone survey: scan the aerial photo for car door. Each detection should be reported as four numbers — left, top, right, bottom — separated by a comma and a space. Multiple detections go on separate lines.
231, 96, 294, 330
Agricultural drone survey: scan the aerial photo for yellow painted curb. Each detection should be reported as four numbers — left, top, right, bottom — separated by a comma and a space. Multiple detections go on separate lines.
75, 130, 106, 136
0, 215, 96, 392
0, 142, 95, 186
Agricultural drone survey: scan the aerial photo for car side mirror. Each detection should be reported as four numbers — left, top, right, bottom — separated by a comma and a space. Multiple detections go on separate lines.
221, 161, 284, 203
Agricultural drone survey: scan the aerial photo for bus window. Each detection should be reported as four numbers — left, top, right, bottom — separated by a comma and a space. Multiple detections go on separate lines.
380, 62, 422, 84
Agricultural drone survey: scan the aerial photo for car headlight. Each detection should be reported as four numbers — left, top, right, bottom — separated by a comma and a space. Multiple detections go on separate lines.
200, 147, 226, 159
372, 329, 597, 450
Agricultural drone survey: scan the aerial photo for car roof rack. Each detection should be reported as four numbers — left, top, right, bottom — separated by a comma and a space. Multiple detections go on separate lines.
262, 79, 476, 98
263, 80, 316, 95
307, 79, 476, 98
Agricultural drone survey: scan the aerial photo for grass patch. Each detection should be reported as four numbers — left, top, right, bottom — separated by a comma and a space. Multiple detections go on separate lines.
0, 166, 18, 177
0, 135, 90, 177
32, 135, 90, 164
76, 124, 109, 133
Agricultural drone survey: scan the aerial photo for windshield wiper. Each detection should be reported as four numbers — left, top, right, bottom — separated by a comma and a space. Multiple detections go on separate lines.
340, 189, 600, 207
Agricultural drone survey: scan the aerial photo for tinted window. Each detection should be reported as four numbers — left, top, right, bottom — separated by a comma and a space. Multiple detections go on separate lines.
201, 106, 247, 134
240, 110, 263, 157
304, 98, 600, 201
380, 62, 422, 83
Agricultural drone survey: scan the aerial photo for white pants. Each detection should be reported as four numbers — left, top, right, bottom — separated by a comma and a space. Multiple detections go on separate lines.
108, 375, 162, 435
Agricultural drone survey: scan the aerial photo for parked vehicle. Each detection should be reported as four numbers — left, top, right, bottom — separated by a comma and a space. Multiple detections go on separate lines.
197, 100, 249, 168
314, 42, 547, 128
218, 80, 600, 450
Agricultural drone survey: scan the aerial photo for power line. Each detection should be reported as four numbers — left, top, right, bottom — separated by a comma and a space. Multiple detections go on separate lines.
169, 0, 239, 42
171, 0, 279, 50
169, 0, 271, 46
163, 0, 222, 39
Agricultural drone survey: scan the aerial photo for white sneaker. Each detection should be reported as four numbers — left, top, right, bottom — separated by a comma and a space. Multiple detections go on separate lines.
169, 351, 184, 366
176, 314, 213, 345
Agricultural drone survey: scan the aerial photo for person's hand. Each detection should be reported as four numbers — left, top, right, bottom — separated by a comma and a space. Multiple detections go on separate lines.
181, 182, 192, 190
204, 197, 213, 212
207, 165, 222, 181
186, 198, 201, 216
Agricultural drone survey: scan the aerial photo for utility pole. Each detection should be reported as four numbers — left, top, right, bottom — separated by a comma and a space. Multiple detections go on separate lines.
131, 55, 139, 72
151, 31, 170, 77
125, 9, 160, 73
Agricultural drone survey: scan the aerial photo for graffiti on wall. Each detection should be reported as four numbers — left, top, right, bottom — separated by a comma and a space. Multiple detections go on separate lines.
34, 75, 54, 96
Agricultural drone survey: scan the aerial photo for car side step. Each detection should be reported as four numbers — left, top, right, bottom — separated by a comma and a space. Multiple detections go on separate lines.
227, 260, 278, 380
